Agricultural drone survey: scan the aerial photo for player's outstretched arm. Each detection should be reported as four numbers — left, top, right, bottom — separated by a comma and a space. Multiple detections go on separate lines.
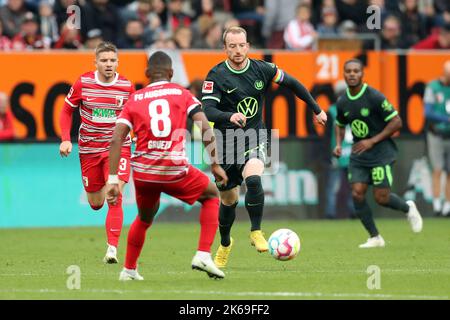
277, 72, 327, 126
106, 123, 130, 205
353, 115, 402, 155
191, 111, 228, 186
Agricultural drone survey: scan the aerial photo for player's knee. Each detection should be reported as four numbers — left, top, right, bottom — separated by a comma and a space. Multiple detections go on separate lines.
90, 203, 104, 211
374, 192, 390, 205
245, 175, 262, 193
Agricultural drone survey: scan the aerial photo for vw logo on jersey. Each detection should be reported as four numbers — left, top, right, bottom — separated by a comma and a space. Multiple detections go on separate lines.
351, 120, 369, 138
237, 97, 259, 118
254, 80, 264, 90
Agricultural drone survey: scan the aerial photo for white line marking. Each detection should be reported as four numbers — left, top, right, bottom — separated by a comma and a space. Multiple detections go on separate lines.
0, 289, 447, 300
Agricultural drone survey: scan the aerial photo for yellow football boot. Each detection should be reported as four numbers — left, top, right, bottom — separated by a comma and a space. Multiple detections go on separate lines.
213, 238, 234, 268
250, 230, 268, 252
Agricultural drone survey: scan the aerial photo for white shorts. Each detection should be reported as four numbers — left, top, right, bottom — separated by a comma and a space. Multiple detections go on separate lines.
427, 131, 450, 171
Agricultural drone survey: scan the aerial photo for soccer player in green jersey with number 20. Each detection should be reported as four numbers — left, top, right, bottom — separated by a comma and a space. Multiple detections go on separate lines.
334, 59, 423, 248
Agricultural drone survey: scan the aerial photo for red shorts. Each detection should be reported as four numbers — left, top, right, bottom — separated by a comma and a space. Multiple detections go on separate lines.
79, 147, 131, 193
134, 165, 210, 209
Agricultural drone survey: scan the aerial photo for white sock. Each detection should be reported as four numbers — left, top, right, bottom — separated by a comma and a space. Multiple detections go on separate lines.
195, 250, 211, 260
433, 198, 442, 212
124, 267, 136, 272
442, 201, 450, 216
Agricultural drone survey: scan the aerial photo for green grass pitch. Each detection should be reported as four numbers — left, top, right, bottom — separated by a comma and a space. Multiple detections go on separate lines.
1, 218, 449, 300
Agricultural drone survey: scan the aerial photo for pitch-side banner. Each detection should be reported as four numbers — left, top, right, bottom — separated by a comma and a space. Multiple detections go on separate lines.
0, 139, 434, 228
0, 51, 448, 140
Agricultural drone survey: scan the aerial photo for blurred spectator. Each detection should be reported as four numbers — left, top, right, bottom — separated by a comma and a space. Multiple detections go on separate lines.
149, 35, 175, 49
283, 3, 316, 50
398, 0, 428, 48
39, 0, 59, 46
412, 22, 450, 49
423, 60, 450, 216
53, 22, 82, 49
0, 0, 30, 38
223, 16, 239, 30
53, 0, 79, 28
380, 15, 409, 49
151, 0, 168, 30
11, 11, 48, 49
84, 28, 103, 49
117, 18, 149, 48
338, 19, 358, 38
81, 0, 120, 43
167, 0, 191, 33
193, 15, 222, 49
121, 0, 161, 44
0, 92, 15, 141
366, 0, 392, 27
325, 80, 355, 219
230, 0, 264, 22
0, 18, 12, 49
173, 25, 192, 49
231, 0, 264, 47
364, 14, 408, 49
433, 0, 449, 14
262, 0, 296, 49
317, 6, 339, 36
190, 0, 214, 20
335, 0, 368, 27
434, 7, 450, 28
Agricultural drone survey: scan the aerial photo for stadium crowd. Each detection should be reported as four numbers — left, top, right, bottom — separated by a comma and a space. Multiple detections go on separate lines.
0, 0, 449, 51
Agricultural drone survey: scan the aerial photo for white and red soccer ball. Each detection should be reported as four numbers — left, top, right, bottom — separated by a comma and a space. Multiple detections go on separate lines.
268, 229, 301, 261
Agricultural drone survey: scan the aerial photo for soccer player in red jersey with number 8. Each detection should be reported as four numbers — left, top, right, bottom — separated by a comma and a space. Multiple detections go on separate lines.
59, 42, 135, 264
106, 51, 228, 280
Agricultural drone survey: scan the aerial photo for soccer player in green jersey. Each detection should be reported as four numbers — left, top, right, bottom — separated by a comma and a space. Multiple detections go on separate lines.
334, 59, 423, 248
424, 60, 450, 216
202, 26, 327, 267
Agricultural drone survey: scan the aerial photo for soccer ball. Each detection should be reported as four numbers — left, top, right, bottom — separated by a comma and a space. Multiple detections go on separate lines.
268, 228, 301, 261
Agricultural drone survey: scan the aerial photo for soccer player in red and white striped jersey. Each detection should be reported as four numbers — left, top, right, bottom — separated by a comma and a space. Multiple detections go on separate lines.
59, 42, 135, 264
106, 51, 228, 280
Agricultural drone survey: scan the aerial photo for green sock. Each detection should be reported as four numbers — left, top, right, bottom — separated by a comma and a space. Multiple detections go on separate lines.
219, 202, 237, 247
382, 193, 410, 213
354, 199, 379, 237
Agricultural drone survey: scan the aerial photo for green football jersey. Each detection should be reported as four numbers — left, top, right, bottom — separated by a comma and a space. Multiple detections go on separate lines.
201, 59, 279, 132
336, 83, 399, 167
201, 59, 281, 163
424, 79, 450, 136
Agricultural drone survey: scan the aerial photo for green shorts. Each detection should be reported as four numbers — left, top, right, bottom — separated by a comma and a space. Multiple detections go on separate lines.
348, 162, 394, 188
216, 142, 267, 191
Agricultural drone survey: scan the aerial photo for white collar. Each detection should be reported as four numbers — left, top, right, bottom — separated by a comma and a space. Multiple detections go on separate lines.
95, 70, 119, 86
147, 81, 169, 87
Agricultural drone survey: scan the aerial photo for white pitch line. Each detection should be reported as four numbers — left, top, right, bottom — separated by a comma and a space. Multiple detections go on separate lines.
0, 289, 447, 300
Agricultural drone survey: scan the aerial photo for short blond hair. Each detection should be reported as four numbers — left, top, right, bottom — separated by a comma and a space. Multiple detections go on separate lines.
222, 26, 247, 45
95, 41, 118, 57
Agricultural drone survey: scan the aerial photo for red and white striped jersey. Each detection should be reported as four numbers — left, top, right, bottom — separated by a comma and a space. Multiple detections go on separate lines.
117, 81, 201, 183
64, 71, 135, 154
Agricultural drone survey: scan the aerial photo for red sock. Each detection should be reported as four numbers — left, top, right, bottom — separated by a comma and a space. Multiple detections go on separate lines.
198, 197, 219, 252
125, 217, 152, 270
106, 193, 123, 248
